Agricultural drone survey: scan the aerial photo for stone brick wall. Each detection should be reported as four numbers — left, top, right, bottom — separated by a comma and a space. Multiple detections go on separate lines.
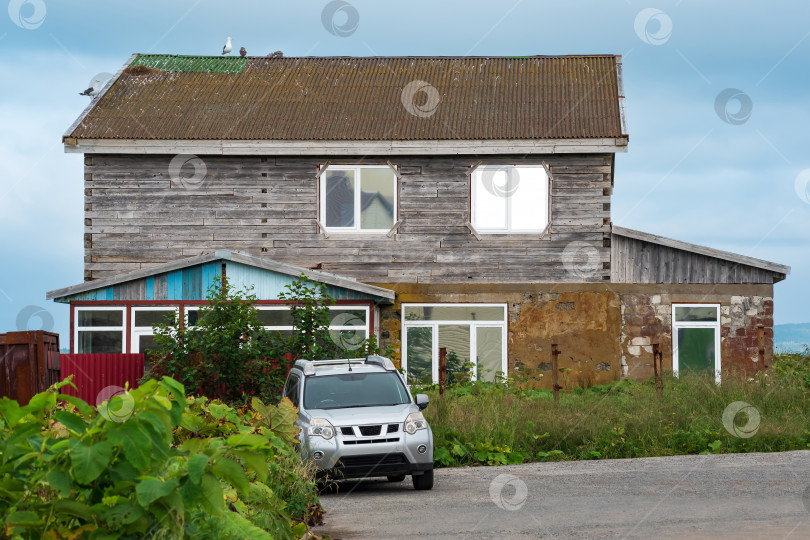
617, 286, 775, 380
376, 283, 776, 388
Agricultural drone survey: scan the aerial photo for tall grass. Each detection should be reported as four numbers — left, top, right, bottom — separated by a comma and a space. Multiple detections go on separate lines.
422, 352, 810, 466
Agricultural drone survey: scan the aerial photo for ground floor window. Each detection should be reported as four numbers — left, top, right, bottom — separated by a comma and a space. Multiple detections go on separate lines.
672, 304, 721, 381
402, 304, 507, 385
131, 307, 178, 354
74, 303, 371, 354
75, 307, 125, 353
186, 305, 370, 350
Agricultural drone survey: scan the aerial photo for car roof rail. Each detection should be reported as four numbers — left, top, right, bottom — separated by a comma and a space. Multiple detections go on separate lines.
365, 355, 397, 371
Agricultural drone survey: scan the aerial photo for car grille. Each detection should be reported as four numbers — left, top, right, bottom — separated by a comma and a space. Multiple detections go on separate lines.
387, 424, 399, 433
338, 453, 408, 467
343, 438, 400, 445
340, 427, 354, 436
358, 425, 382, 436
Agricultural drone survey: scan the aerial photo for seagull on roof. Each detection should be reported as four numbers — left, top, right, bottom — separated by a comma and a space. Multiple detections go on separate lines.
239, 46, 247, 57
222, 37, 233, 55
79, 79, 101, 97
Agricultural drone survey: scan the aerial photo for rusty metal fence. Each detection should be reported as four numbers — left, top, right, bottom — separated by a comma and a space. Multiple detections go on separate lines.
0, 331, 61, 405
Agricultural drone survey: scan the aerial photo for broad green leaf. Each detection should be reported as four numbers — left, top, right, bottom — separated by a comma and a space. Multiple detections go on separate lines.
139, 411, 171, 444
57, 393, 95, 417
208, 402, 231, 420
187, 453, 209, 484
212, 456, 249, 495
268, 398, 299, 443
107, 422, 152, 470
53, 500, 93, 519
135, 477, 180, 506
179, 411, 203, 433
0, 396, 25, 427
226, 433, 269, 448
223, 511, 274, 540
103, 502, 146, 527
6, 511, 43, 526
251, 397, 272, 420
54, 410, 88, 434
199, 473, 225, 516
69, 439, 113, 484
179, 438, 204, 455
46, 469, 72, 496
232, 449, 268, 482
23, 391, 57, 415
152, 395, 172, 411
109, 459, 140, 483
160, 377, 186, 405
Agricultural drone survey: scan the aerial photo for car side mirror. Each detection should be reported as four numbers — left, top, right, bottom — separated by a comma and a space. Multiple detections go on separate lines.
415, 394, 429, 410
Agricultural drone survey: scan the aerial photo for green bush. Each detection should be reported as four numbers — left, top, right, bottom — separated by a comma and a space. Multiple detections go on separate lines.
148, 274, 387, 406
423, 356, 810, 468
0, 377, 319, 539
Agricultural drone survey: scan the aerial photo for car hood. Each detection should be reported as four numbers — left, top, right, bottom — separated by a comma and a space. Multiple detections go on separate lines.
305, 403, 418, 425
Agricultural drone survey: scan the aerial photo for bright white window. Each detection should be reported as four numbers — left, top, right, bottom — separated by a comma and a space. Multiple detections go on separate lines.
672, 304, 721, 382
75, 307, 125, 354
320, 165, 397, 233
402, 304, 507, 385
131, 307, 178, 354
471, 165, 549, 233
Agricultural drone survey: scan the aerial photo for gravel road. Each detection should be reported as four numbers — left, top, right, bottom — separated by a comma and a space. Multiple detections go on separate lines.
315, 451, 810, 539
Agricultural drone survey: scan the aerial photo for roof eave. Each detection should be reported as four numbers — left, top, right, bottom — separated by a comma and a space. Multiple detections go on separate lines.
63, 137, 630, 155
46, 250, 396, 303
612, 225, 791, 277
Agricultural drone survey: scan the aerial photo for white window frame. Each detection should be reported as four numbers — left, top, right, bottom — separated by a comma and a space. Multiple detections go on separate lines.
471, 164, 550, 234
74, 306, 126, 354
401, 303, 508, 384
130, 306, 179, 354
672, 303, 721, 383
187, 305, 370, 337
319, 164, 398, 234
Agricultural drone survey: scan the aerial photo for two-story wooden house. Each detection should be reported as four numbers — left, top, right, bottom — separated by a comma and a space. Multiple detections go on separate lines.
47, 54, 790, 387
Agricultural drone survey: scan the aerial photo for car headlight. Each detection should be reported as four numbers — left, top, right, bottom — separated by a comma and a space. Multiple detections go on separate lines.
404, 412, 428, 434
307, 418, 335, 440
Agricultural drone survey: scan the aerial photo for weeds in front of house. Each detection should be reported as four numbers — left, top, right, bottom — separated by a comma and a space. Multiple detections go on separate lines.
422, 350, 810, 467
0, 377, 320, 539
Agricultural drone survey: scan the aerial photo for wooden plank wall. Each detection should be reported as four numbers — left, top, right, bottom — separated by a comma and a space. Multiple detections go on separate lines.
610, 234, 776, 284
83, 154, 613, 283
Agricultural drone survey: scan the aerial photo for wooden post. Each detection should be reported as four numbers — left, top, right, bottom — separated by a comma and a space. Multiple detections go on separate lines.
438, 347, 447, 396
551, 344, 561, 404
653, 343, 663, 399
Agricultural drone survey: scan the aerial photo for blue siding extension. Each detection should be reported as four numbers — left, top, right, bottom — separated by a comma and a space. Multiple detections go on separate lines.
53, 257, 391, 304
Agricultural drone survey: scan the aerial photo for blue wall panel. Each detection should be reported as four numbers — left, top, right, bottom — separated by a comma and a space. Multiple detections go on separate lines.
54, 258, 390, 304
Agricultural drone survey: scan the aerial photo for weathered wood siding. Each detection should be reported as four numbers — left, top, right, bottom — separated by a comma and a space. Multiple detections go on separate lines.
84, 154, 613, 283
610, 234, 777, 284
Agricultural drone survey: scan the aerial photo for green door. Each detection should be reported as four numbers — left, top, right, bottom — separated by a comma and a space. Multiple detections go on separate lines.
677, 327, 716, 373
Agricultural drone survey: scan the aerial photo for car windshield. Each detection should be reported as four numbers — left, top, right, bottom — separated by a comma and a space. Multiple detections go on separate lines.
303, 372, 411, 410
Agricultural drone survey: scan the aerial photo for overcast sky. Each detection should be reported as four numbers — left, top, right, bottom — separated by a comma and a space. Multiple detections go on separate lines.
1, 0, 808, 341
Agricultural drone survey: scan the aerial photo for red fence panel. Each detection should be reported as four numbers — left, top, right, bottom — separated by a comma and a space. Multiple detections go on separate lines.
60, 354, 144, 405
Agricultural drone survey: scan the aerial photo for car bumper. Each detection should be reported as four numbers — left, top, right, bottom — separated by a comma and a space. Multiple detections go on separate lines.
304, 427, 434, 480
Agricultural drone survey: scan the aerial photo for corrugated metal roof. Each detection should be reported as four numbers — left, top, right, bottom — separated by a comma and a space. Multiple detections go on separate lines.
66, 54, 626, 141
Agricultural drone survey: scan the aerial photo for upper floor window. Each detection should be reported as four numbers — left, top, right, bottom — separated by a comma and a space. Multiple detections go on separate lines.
471, 165, 549, 233
320, 165, 397, 233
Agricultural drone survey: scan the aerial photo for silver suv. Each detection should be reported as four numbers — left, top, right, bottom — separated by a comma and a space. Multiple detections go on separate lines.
282, 356, 434, 490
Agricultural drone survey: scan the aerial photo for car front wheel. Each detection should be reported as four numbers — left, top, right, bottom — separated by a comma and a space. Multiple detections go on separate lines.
387, 474, 406, 482
412, 469, 433, 491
